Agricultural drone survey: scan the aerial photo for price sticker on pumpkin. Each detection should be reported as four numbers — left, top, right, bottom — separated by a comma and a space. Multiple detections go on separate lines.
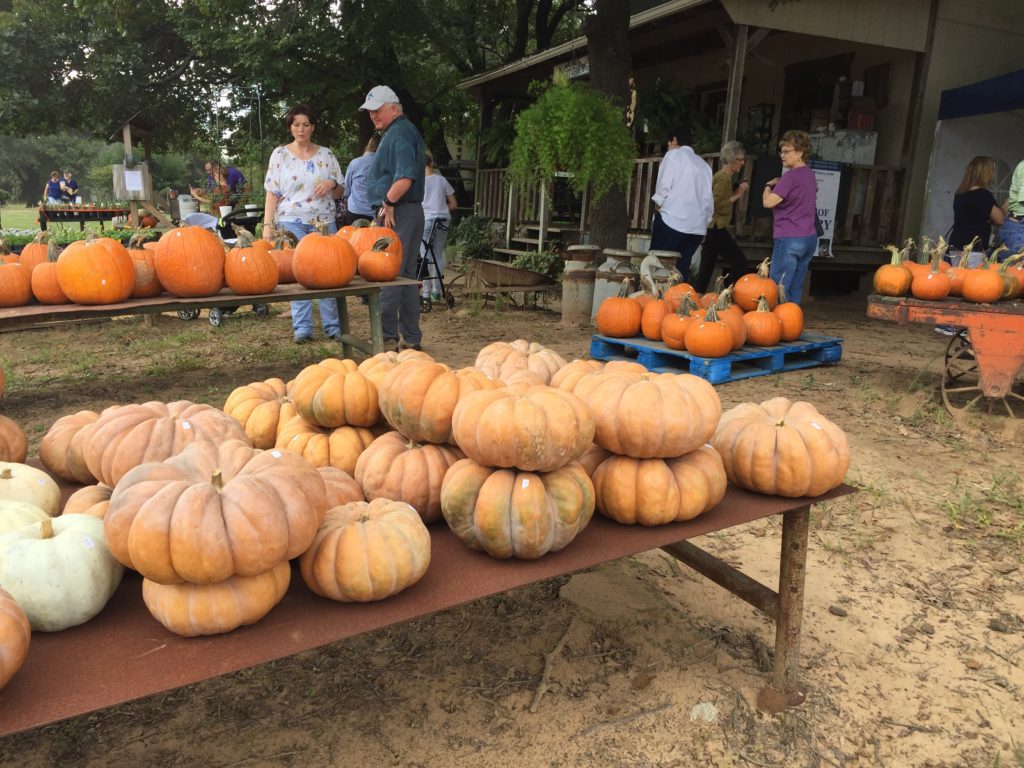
521, 478, 529, 489
810, 422, 822, 430
101, 279, 107, 286
241, 256, 247, 262
181, 421, 192, 430
271, 450, 282, 458
82, 536, 95, 550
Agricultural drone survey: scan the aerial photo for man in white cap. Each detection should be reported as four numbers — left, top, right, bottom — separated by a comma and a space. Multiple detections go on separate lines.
360, 85, 426, 351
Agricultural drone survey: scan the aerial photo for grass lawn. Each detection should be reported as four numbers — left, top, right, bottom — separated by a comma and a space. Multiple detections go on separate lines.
0, 204, 111, 235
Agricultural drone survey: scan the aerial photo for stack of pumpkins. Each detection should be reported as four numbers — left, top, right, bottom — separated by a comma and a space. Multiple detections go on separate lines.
594, 259, 804, 358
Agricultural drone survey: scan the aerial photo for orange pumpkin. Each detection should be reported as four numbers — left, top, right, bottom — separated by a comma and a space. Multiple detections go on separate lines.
714, 288, 747, 350
126, 234, 164, 298
640, 297, 671, 341
357, 236, 403, 282
660, 293, 698, 350
474, 339, 566, 384
872, 245, 913, 297
224, 228, 279, 295
155, 225, 226, 297
732, 257, 778, 311
29, 261, 68, 304
275, 416, 375, 475
0, 587, 30, 690
960, 260, 1004, 304
0, 415, 28, 463
318, 466, 365, 507
222, 377, 293, 449
55, 234, 135, 304
63, 484, 113, 518
685, 304, 733, 358
663, 281, 699, 312
343, 220, 401, 259
293, 228, 357, 289
290, 358, 379, 428
38, 409, 100, 483
772, 283, 804, 342
743, 295, 783, 346
18, 231, 56, 275
595, 279, 642, 338
0, 263, 33, 307
910, 244, 951, 301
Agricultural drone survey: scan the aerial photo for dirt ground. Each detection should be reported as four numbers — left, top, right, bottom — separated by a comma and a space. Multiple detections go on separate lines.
0, 289, 1021, 768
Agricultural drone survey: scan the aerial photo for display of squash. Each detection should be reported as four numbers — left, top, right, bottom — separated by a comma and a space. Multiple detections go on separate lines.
223, 378, 294, 449
62, 484, 113, 518
0, 587, 30, 690
0, 500, 50, 536
290, 358, 379, 429
591, 446, 727, 525
357, 348, 435, 388
104, 439, 327, 585
0, 462, 60, 516
354, 432, 463, 523
711, 397, 850, 497
142, 560, 291, 637
275, 416, 375, 475
474, 340, 567, 384
38, 409, 100, 483
300, 498, 431, 602
318, 466, 365, 507
441, 459, 594, 560
451, 385, 594, 472
0, 415, 28, 464
0, 515, 124, 631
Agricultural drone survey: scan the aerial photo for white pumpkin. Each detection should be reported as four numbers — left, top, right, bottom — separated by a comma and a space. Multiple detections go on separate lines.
0, 463, 61, 517
0, 515, 124, 631
0, 500, 50, 536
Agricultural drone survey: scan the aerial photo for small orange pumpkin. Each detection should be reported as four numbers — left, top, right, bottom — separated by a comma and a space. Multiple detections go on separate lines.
357, 237, 403, 282
742, 295, 783, 346
225, 227, 279, 295
596, 278, 642, 338
293, 224, 357, 289
873, 245, 913, 297
18, 231, 57, 275
772, 283, 804, 342
684, 304, 733, 358
0, 263, 34, 308
733, 257, 778, 311
30, 262, 68, 304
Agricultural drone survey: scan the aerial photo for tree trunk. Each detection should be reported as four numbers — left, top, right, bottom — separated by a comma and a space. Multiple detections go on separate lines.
584, 0, 631, 251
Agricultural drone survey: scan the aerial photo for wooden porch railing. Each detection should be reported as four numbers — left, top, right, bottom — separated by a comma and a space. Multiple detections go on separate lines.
474, 158, 904, 247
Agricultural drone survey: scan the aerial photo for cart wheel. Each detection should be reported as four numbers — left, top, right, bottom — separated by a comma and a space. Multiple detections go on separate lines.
254, 303, 270, 318
420, 296, 432, 313
209, 308, 223, 328
444, 293, 456, 309
177, 309, 200, 321
941, 331, 1024, 418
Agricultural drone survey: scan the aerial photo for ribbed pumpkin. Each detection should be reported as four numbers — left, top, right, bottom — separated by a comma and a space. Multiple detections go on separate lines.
29, 261, 68, 304
354, 432, 464, 522
0, 586, 30, 690
142, 560, 291, 637
663, 281, 699, 312
291, 358, 379, 428
0, 416, 28, 464
357, 349, 436, 389
0, 263, 32, 308
223, 377, 293, 449
595, 279, 642, 338
549, 359, 604, 392
711, 397, 850, 497
225, 228, 279, 295
733, 257, 778, 311
572, 371, 721, 458
357, 236, 403, 282
0, 500, 49, 536
343, 220, 401, 261
126, 235, 164, 298
960, 260, 1004, 304
0, 462, 60, 514
155, 225, 226, 297
743, 295, 783, 346
56, 234, 135, 304
440, 459, 594, 560
660, 293, 699, 351
685, 304, 734, 358
18, 231, 56, 275
300, 498, 431, 602
105, 439, 327, 584
641, 296, 671, 341
293, 228, 357, 289
474, 339, 566, 384
910, 245, 951, 301
872, 245, 913, 297
62, 484, 112, 518
451, 386, 594, 472
377, 361, 500, 444
772, 283, 804, 342
318, 466, 365, 507
592, 446, 727, 525
82, 400, 250, 488
275, 415, 375, 475
38, 409, 100, 484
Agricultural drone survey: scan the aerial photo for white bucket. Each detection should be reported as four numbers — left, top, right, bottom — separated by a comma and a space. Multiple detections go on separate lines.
219, 205, 233, 218
178, 199, 199, 218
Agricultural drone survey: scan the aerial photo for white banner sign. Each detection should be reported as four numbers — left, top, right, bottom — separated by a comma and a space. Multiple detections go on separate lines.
810, 160, 842, 258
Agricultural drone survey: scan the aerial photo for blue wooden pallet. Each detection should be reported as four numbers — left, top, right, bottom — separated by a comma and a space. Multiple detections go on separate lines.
589, 332, 843, 385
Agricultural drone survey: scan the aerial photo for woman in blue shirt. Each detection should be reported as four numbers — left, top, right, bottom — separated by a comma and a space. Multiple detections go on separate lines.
43, 172, 63, 205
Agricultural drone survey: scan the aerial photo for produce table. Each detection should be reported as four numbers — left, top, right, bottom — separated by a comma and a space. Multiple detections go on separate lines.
0, 482, 853, 736
0, 279, 420, 357
37, 206, 132, 231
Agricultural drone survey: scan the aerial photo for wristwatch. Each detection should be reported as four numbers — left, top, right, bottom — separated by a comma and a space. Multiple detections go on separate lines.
383, 197, 395, 207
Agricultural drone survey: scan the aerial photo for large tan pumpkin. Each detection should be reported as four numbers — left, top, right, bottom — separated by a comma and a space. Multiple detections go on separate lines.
357, 349, 435, 389
711, 397, 850, 498
104, 439, 327, 585
300, 498, 431, 602
0, 462, 60, 516
142, 560, 291, 637
440, 459, 594, 560
0, 587, 30, 689
83, 400, 250, 487
0, 415, 27, 464
275, 415, 375, 475
354, 431, 464, 523
291, 358, 379, 428
223, 378, 292, 449
572, 372, 721, 458
451, 386, 594, 472
591, 447, 727, 525
62, 484, 113, 519
38, 409, 100, 483
548, 359, 603, 392
377, 361, 500, 444
0, 500, 50, 536
318, 466, 364, 507
474, 340, 567, 384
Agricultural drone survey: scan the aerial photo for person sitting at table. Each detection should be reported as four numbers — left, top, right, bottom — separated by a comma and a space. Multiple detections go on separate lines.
60, 171, 81, 204
43, 172, 63, 205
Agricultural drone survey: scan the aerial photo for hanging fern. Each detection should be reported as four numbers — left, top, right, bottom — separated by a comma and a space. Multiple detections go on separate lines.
508, 73, 636, 203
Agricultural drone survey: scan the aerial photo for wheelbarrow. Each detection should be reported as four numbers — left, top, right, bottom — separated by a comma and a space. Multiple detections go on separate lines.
867, 295, 1024, 418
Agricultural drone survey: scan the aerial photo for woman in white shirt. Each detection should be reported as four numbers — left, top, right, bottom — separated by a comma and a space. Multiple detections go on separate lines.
419, 154, 456, 305
262, 104, 344, 344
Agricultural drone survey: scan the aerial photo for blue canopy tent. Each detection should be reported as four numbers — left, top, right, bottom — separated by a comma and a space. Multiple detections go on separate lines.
921, 69, 1024, 240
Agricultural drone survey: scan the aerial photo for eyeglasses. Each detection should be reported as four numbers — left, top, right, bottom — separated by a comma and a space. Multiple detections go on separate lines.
779, 148, 795, 155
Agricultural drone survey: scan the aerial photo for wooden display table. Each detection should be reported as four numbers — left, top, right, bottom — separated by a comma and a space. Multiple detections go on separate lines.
37, 206, 132, 231
0, 483, 853, 737
0, 279, 420, 357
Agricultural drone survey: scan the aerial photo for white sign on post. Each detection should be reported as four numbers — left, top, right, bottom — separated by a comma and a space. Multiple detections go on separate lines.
123, 169, 144, 193
809, 160, 842, 259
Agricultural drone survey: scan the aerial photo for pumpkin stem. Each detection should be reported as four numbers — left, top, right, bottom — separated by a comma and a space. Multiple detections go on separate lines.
756, 257, 771, 279
351, 219, 372, 229
677, 291, 698, 317
756, 294, 771, 312
617, 277, 631, 298
372, 236, 396, 252
40, 518, 54, 540
777, 281, 789, 304
210, 469, 224, 490
0, 468, 12, 479
231, 225, 255, 248
703, 302, 720, 322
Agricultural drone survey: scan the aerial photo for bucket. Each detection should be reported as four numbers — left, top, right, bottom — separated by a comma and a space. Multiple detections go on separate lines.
219, 205, 233, 219
561, 269, 596, 325
178, 198, 199, 219
564, 244, 601, 272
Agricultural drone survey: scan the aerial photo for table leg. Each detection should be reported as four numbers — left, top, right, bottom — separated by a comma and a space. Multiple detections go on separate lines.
337, 295, 353, 358
368, 288, 383, 353
772, 505, 810, 693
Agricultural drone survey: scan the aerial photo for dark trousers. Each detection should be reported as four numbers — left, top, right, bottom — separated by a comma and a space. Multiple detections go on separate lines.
379, 203, 425, 346
650, 212, 703, 281
693, 226, 750, 293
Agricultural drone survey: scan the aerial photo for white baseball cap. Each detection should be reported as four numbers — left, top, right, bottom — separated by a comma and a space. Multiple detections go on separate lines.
359, 86, 400, 111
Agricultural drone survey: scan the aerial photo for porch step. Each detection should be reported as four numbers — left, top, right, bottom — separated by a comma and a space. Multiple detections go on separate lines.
510, 237, 543, 245
492, 247, 530, 259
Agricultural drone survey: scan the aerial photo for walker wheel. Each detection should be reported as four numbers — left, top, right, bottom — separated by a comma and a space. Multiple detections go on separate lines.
254, 303, 270, 318
444, 293, 456, 309
420, 297, 432, 313
209, 308, 223, 327
177, 309, 200, 321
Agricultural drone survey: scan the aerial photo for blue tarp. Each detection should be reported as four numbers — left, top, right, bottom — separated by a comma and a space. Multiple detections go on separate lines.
937, 69, 1024, 121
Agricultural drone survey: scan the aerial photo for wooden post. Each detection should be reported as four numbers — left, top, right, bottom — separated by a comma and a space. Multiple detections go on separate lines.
722, 24, 748, 144
772, 505, 810, 693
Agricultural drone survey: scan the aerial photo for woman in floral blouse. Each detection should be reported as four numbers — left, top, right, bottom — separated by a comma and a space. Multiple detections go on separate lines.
263, 103, 345, 344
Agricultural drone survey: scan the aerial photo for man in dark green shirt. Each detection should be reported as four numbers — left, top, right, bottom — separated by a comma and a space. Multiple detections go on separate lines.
361, 85, 426, 351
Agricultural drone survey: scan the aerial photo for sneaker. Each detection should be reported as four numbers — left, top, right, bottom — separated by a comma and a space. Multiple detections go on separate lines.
325, 331, 341, 341
399, 341, 423, 352
430, 292, 441, 302
385, 339, 401, 353
293, 334, 313, 344
934, 325, 957, 336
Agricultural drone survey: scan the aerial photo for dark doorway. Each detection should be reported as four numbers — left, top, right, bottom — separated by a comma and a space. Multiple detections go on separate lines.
780, 54, 853, 133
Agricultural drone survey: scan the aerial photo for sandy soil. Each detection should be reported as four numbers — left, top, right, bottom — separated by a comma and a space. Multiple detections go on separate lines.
0, 290, 1021, 768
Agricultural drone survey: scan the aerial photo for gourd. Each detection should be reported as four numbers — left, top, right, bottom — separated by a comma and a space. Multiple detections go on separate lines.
474, 339, 567, 384
0, 515, 124, 631
300, 498, 431, 602
290, 358, 379, 428
0, 587, 30, 689
0, 462, 60, 516
275, 415, 375, 475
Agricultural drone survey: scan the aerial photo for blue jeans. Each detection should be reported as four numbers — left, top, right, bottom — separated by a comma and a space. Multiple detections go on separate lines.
278, 219, 340, 338
769, 235, 817, 305
650, 212, 703, 282
1000, 217, 1024, 255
